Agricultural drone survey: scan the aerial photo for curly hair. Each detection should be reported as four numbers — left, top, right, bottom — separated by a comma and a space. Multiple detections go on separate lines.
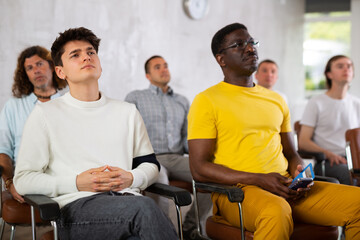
51, 27, 101, 67
12, 46, 67, 98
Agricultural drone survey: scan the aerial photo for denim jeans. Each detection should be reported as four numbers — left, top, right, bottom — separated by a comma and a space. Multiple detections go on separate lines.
56, 191, 178, 240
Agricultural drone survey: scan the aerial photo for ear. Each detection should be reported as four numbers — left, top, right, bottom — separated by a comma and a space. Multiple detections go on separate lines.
325, 71, 332, 81
55, 66, 66, 80
215, 54, 226, 67
145, 73, 151, 81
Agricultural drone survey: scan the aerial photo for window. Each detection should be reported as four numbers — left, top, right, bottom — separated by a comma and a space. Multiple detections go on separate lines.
303, 12, 351, 96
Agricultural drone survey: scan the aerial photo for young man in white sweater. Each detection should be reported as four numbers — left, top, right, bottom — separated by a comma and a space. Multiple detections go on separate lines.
14, 27, 178, 240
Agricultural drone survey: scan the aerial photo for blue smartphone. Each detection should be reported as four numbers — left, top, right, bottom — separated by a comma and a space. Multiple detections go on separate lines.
288, 163, 314, 190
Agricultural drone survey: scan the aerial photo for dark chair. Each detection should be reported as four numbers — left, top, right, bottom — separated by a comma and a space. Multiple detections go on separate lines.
192, 179, 339, 240
294, 121, 327, 176
345, 127, 360, 186
24, 183, 192, 240
170, 179, 193, 193
0, 166, 49, 240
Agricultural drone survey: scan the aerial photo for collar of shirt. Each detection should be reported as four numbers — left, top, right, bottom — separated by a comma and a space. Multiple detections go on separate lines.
148, 84, 173, 96
29, 93, 38, 104
29, 91, 62, 104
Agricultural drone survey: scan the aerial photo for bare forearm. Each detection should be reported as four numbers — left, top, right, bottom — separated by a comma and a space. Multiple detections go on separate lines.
283, 138, 304, 177
299, 139, 327, 154
0, 153, 14, 180
188, 139, 262, 186
281, 132, 305, 177
298, 125, 329, 156
190, 159, 262, 186
287, 155, 304, 178
189, 139, 296, 198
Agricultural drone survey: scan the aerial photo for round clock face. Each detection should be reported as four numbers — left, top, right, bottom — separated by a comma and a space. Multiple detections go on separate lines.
183, 0, 209, 20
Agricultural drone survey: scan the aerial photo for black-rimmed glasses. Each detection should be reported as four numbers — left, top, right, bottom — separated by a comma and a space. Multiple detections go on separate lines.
219, 39, 259, 53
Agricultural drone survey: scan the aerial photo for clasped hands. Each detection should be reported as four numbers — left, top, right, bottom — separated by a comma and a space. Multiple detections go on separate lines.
76, 165, 133, 192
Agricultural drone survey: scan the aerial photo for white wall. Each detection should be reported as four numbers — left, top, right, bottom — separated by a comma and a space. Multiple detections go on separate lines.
351, 0, 360, 97
0, 0, 305, 111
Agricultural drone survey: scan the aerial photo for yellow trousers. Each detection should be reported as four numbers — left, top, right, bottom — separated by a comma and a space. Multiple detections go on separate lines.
212, 181, 360, 240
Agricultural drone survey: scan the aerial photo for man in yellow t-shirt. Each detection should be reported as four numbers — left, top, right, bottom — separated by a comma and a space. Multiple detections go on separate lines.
188, 23, 360, 239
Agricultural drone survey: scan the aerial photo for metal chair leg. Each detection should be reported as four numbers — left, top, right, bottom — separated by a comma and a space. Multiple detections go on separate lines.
175, 204, 184, 240
321, 160, 326, 176
52, 221, 58, 240
9, 225, 15, 240
237, 202, 244, 240
192, 180, 202, 236
0, 218, 5, 240
30, 205, 36, 240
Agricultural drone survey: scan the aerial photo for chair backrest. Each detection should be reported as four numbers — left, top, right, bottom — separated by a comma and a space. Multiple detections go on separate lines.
345, 128, 360, 171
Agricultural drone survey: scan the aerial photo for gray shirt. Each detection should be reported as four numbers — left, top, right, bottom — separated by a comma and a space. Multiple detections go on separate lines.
125, 84, 189, 154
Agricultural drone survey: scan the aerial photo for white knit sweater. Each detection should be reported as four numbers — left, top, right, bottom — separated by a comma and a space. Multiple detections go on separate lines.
14, 92, 158, 208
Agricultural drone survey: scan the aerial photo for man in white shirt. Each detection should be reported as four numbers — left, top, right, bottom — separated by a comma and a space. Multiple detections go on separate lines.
299, 55, 360, 185
14, 27, 177, 240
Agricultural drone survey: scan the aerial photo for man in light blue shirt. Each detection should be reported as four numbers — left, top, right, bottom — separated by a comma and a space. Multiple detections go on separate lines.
0, 46, 67, 203
125, 55, 212, 240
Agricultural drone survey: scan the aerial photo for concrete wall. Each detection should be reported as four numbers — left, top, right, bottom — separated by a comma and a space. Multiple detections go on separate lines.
0, 0, 305, 111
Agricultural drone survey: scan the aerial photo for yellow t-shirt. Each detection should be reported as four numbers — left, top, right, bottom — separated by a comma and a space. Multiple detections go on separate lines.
188, 82, 291, 176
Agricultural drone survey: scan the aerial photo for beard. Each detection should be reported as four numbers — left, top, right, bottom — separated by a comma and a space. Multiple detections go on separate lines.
34, 82, 51, 92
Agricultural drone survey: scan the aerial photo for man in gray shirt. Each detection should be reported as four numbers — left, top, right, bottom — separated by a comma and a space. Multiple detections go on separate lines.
125, 55, 212, 240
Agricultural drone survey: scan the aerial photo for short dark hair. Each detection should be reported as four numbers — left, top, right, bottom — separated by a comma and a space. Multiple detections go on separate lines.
324, 55, 352, 89
211, 23, 247, 57
51, 27, 101, 66
258, 59, 278, 70
144, 55, 163, 73
12, 46, 67, 98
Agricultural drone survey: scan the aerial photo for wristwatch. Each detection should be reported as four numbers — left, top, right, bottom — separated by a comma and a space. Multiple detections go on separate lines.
5, 178, 13, 190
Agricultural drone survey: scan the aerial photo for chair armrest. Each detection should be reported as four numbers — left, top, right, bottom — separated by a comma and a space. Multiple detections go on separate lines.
314, 175, 339, 184
145, 183, 192, 207
297, 150, 326, 162
194, 181, 244, 203
23, 194, 60, 221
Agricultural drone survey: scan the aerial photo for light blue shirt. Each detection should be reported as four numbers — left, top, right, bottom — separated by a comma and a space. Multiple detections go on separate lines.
0, 92, 61, 162
125, 84, 189, 154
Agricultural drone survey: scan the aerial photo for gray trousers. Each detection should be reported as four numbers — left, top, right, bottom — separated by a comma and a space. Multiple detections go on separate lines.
314, 161, 352, 185
57, 192, 178, 240
156, 154, 213, 232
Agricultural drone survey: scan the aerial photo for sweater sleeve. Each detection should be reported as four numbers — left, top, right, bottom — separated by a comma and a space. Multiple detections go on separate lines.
14, 106, 77, 197
129, 108, 159, 189
130, 162, 159, 190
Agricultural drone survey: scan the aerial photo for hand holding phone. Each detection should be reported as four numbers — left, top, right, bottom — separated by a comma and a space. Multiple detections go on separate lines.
288, 178, 313, 190
289, 163, 314, 190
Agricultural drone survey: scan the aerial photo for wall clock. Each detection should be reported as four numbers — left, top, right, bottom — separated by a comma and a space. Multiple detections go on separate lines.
183, 0, 209, 20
